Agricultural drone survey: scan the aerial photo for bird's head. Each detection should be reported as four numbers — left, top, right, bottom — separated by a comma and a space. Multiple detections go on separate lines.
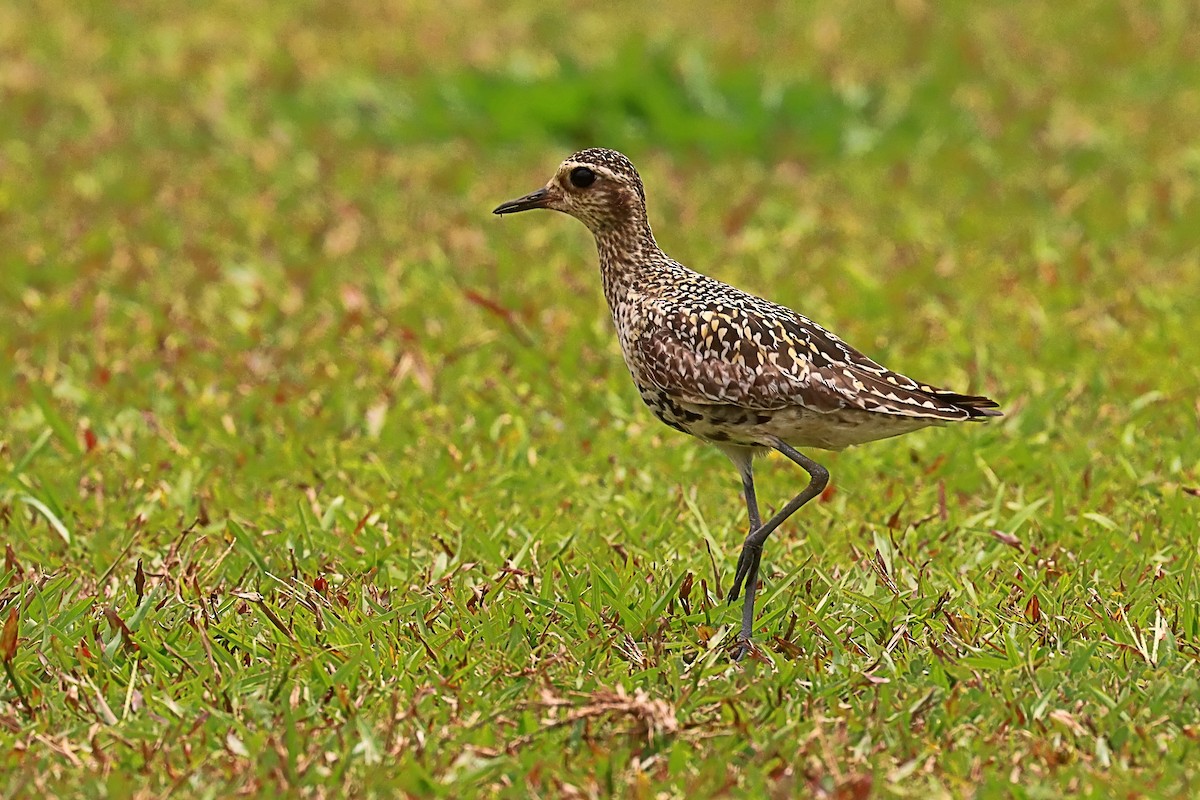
492, 148, 648, 234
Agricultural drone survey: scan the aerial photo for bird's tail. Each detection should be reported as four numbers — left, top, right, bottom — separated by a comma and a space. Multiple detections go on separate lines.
932, 391, 1003, 418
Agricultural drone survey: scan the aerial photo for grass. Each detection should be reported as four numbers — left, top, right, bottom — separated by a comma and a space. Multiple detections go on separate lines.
2, 0, 1199, 796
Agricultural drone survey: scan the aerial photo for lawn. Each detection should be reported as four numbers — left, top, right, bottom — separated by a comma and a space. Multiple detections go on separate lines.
2, 1, 1199, 796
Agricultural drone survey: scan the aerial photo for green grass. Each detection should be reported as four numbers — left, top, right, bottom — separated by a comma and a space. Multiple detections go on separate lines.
2, 0, 1200, 796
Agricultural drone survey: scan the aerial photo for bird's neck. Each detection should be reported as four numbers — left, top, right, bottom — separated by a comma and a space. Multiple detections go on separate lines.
593, 221, 663, 307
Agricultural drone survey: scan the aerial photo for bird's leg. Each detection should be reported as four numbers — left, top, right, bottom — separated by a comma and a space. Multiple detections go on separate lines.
729, 459, 763, 661
732, 458, 762, 572
719, 446, 761, 592
727, 438, 829, 655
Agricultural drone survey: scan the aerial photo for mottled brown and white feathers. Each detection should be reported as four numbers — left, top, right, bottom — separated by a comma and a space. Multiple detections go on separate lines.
493, 148, 1000, 452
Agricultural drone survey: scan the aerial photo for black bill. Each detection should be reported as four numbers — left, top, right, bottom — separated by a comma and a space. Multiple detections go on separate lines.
492, 187, 552, 215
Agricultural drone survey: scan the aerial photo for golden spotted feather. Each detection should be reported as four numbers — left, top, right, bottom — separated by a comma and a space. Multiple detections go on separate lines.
633, 269, 999, 421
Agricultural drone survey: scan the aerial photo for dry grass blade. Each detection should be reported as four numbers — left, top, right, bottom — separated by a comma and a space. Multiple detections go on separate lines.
0, 608, 17, 664
505, 686, 680, 751
1, 607, 32, 716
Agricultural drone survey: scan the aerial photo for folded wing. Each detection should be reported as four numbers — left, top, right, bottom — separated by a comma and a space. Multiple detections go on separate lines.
633, 303, 1001, 421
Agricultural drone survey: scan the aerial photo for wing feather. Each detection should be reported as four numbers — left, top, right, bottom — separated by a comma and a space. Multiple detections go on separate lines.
632, 302, 1001, 420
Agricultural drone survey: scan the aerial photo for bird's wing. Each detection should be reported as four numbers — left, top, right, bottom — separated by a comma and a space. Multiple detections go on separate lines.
633, 302, 1001, 420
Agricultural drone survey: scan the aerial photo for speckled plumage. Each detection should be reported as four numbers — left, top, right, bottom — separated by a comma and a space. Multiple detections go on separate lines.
494, 147, 1000, 658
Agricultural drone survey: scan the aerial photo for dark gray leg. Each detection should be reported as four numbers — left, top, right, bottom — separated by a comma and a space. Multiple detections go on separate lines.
726, 438, 829, 657
717, 444, 762, 535
739, 459, 762, 533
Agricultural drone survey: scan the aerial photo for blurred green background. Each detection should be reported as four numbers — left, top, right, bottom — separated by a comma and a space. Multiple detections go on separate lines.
1, 1, 1199, 797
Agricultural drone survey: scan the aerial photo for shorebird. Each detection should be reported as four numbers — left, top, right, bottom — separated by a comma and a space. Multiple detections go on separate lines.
493, 148, 1000, 659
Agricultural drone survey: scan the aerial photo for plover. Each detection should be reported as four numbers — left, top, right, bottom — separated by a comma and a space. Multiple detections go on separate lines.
493, 148, 1000, 659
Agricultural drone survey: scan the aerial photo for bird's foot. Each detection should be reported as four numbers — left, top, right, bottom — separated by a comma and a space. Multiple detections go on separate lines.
726, 541, 763, 604
731, 634, 757, 662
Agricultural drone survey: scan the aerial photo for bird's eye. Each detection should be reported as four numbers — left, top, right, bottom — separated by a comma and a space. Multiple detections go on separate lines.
569, 166, 596, 188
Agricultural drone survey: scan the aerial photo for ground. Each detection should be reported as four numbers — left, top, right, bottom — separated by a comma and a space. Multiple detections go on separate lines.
2, 1, 1199, 797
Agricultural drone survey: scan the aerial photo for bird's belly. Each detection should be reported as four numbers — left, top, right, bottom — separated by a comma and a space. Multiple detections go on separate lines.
639, 389, 936, 451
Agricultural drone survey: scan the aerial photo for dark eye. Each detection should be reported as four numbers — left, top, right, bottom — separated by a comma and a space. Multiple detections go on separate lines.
569, 166, 596, 188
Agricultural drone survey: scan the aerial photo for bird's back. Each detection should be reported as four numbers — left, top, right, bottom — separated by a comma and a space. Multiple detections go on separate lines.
606, 256, 999, 451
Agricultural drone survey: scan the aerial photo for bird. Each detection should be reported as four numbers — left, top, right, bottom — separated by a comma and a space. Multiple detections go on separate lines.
492, 148, 1001, 659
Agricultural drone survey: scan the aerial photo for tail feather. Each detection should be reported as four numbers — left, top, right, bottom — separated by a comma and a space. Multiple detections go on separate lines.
933, 390, 1003, 418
